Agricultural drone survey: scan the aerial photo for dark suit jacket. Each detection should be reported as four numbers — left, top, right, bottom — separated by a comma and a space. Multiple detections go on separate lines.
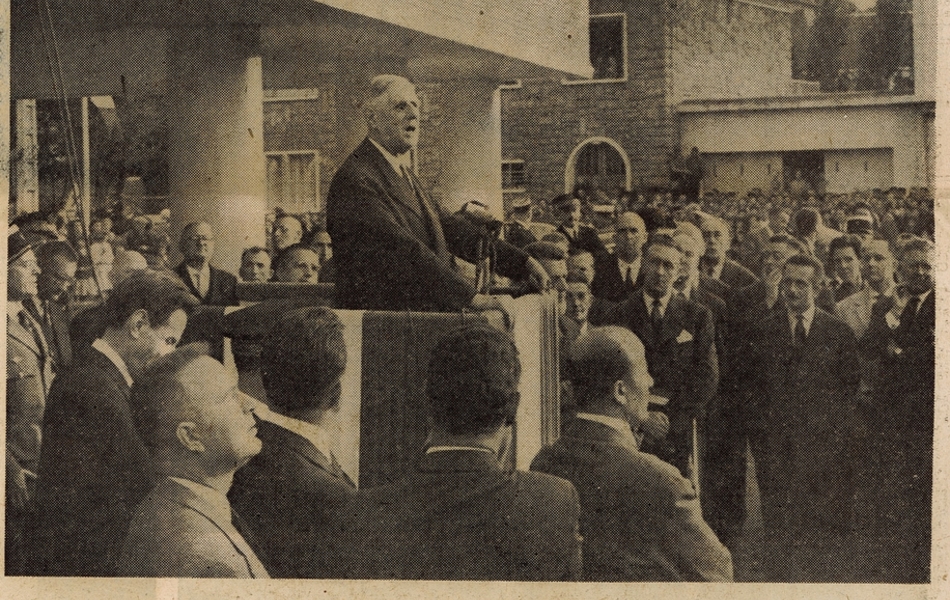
229, 420, 356, 578
591, 251, 641, 303
558, 223, 608, 259
25, 296, 72, 372
174, 262, 239, 306
326, 138, 531, 311
739, 309, 861, 542
602, 292, 718, 472
330, 449, 582, 580
31, 347, 154, 576
119, 478, 269, 578
860, 291, 935, 434
69, 302, 108, 357
503, 220, 537, 249
719, 258, 759, 289
531, 418, 732, 581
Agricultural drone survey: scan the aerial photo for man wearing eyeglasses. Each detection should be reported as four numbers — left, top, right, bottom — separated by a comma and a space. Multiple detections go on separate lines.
174, 221, 239, 307
31, 270, 198, 576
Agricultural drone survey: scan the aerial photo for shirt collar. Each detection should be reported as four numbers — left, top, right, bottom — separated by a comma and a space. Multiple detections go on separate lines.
92, 337, 134, 387
369, 138, 412, 175
185, 262, 210, 279
618, 256, 640, 278
575, 412, 638, 447
168, 477, 232, 524
643, 289, 673, 317
787, 303, 817, 336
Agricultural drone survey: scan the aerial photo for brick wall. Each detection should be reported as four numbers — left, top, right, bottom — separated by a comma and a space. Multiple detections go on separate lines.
501, 0, 674, 207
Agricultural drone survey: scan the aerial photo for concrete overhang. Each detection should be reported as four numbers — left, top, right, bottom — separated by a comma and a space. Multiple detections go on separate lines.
678, 93, 936, 115
12, 0, 593, 99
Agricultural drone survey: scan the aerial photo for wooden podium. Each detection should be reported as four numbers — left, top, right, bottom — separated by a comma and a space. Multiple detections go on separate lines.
222, 286, 561, 487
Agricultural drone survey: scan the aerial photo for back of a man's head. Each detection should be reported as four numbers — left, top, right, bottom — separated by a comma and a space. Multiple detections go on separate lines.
427, 324, 520, 436
103, 269, 199, 330
260, 306, 347, 414
568, 326, 647, 410
36, 239, 78, 271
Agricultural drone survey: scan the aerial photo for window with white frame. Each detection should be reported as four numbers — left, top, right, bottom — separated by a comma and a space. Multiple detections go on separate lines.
266, 151, 320, 213
502, 160, 526, 190
564, 13, 627, 84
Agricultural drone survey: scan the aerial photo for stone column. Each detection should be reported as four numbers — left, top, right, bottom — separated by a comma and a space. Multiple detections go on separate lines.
166, 24, 266, 271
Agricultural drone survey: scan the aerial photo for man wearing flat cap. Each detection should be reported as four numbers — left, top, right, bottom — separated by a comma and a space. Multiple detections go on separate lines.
326, 75, 548, 312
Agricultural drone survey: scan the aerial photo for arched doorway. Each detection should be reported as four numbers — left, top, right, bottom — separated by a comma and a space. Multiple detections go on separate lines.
565, 137, 631, 200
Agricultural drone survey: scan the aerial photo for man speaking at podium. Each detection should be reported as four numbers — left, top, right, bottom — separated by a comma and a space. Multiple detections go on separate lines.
327, 75, 548, 312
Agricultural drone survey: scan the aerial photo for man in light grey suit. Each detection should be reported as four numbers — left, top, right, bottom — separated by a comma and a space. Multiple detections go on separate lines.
119, 344, 269, 578
834, 239, 896, 339
532, 326, 732, 581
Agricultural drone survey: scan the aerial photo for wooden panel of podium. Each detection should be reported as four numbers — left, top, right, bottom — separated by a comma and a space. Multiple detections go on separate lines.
222, 284, 561, 488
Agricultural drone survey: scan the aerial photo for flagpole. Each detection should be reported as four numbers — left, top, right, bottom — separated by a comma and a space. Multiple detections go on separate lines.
81, 96, 91, 228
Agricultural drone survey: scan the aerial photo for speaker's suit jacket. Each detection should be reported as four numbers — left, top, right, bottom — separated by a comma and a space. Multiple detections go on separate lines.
602, 292, 718, 474
531, 417, 732, 581
119, 478, 269, 578
229, 419, 356, 578
738, 308, 861, 580
330, 449, 583, 580
174, 262, 239, 307
32, 347, 154, 576
326, 138, 531, 311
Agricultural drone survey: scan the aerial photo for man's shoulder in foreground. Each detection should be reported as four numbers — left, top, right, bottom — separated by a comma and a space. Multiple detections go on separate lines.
331, 451, 581, 580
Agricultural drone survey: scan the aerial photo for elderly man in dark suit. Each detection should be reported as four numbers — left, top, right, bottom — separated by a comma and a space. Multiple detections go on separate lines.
331, 324, 582, 580
532, 326, 732, 581
31, 271, 197, 576
119, 345, 268, 578
602, 235, 718, 480
229, 307, 356, 578
326, 75, 547, 312
697, 214, 758, 290
174, 221, 238, 306
860, 237, 934, 583
738, 253, 861, 582
591, 211, 647, 303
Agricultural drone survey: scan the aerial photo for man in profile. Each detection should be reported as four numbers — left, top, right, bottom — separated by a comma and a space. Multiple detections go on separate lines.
326, 74, 547, 311
532, 326, 732, 581
119, 345, 268, 578
230, 307, 356, 578
32, 270, 197, 575
332, 323, 582, 580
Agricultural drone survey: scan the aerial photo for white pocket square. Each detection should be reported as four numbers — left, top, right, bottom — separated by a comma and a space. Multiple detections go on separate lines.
676, 330, 693, 343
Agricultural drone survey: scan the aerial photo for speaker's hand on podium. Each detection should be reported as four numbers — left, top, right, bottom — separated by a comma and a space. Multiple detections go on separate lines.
524, 256, 551, 293
471, 294, 514, 330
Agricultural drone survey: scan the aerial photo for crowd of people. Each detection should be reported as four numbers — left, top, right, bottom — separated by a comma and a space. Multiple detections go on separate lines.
5, 74, 935, 583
